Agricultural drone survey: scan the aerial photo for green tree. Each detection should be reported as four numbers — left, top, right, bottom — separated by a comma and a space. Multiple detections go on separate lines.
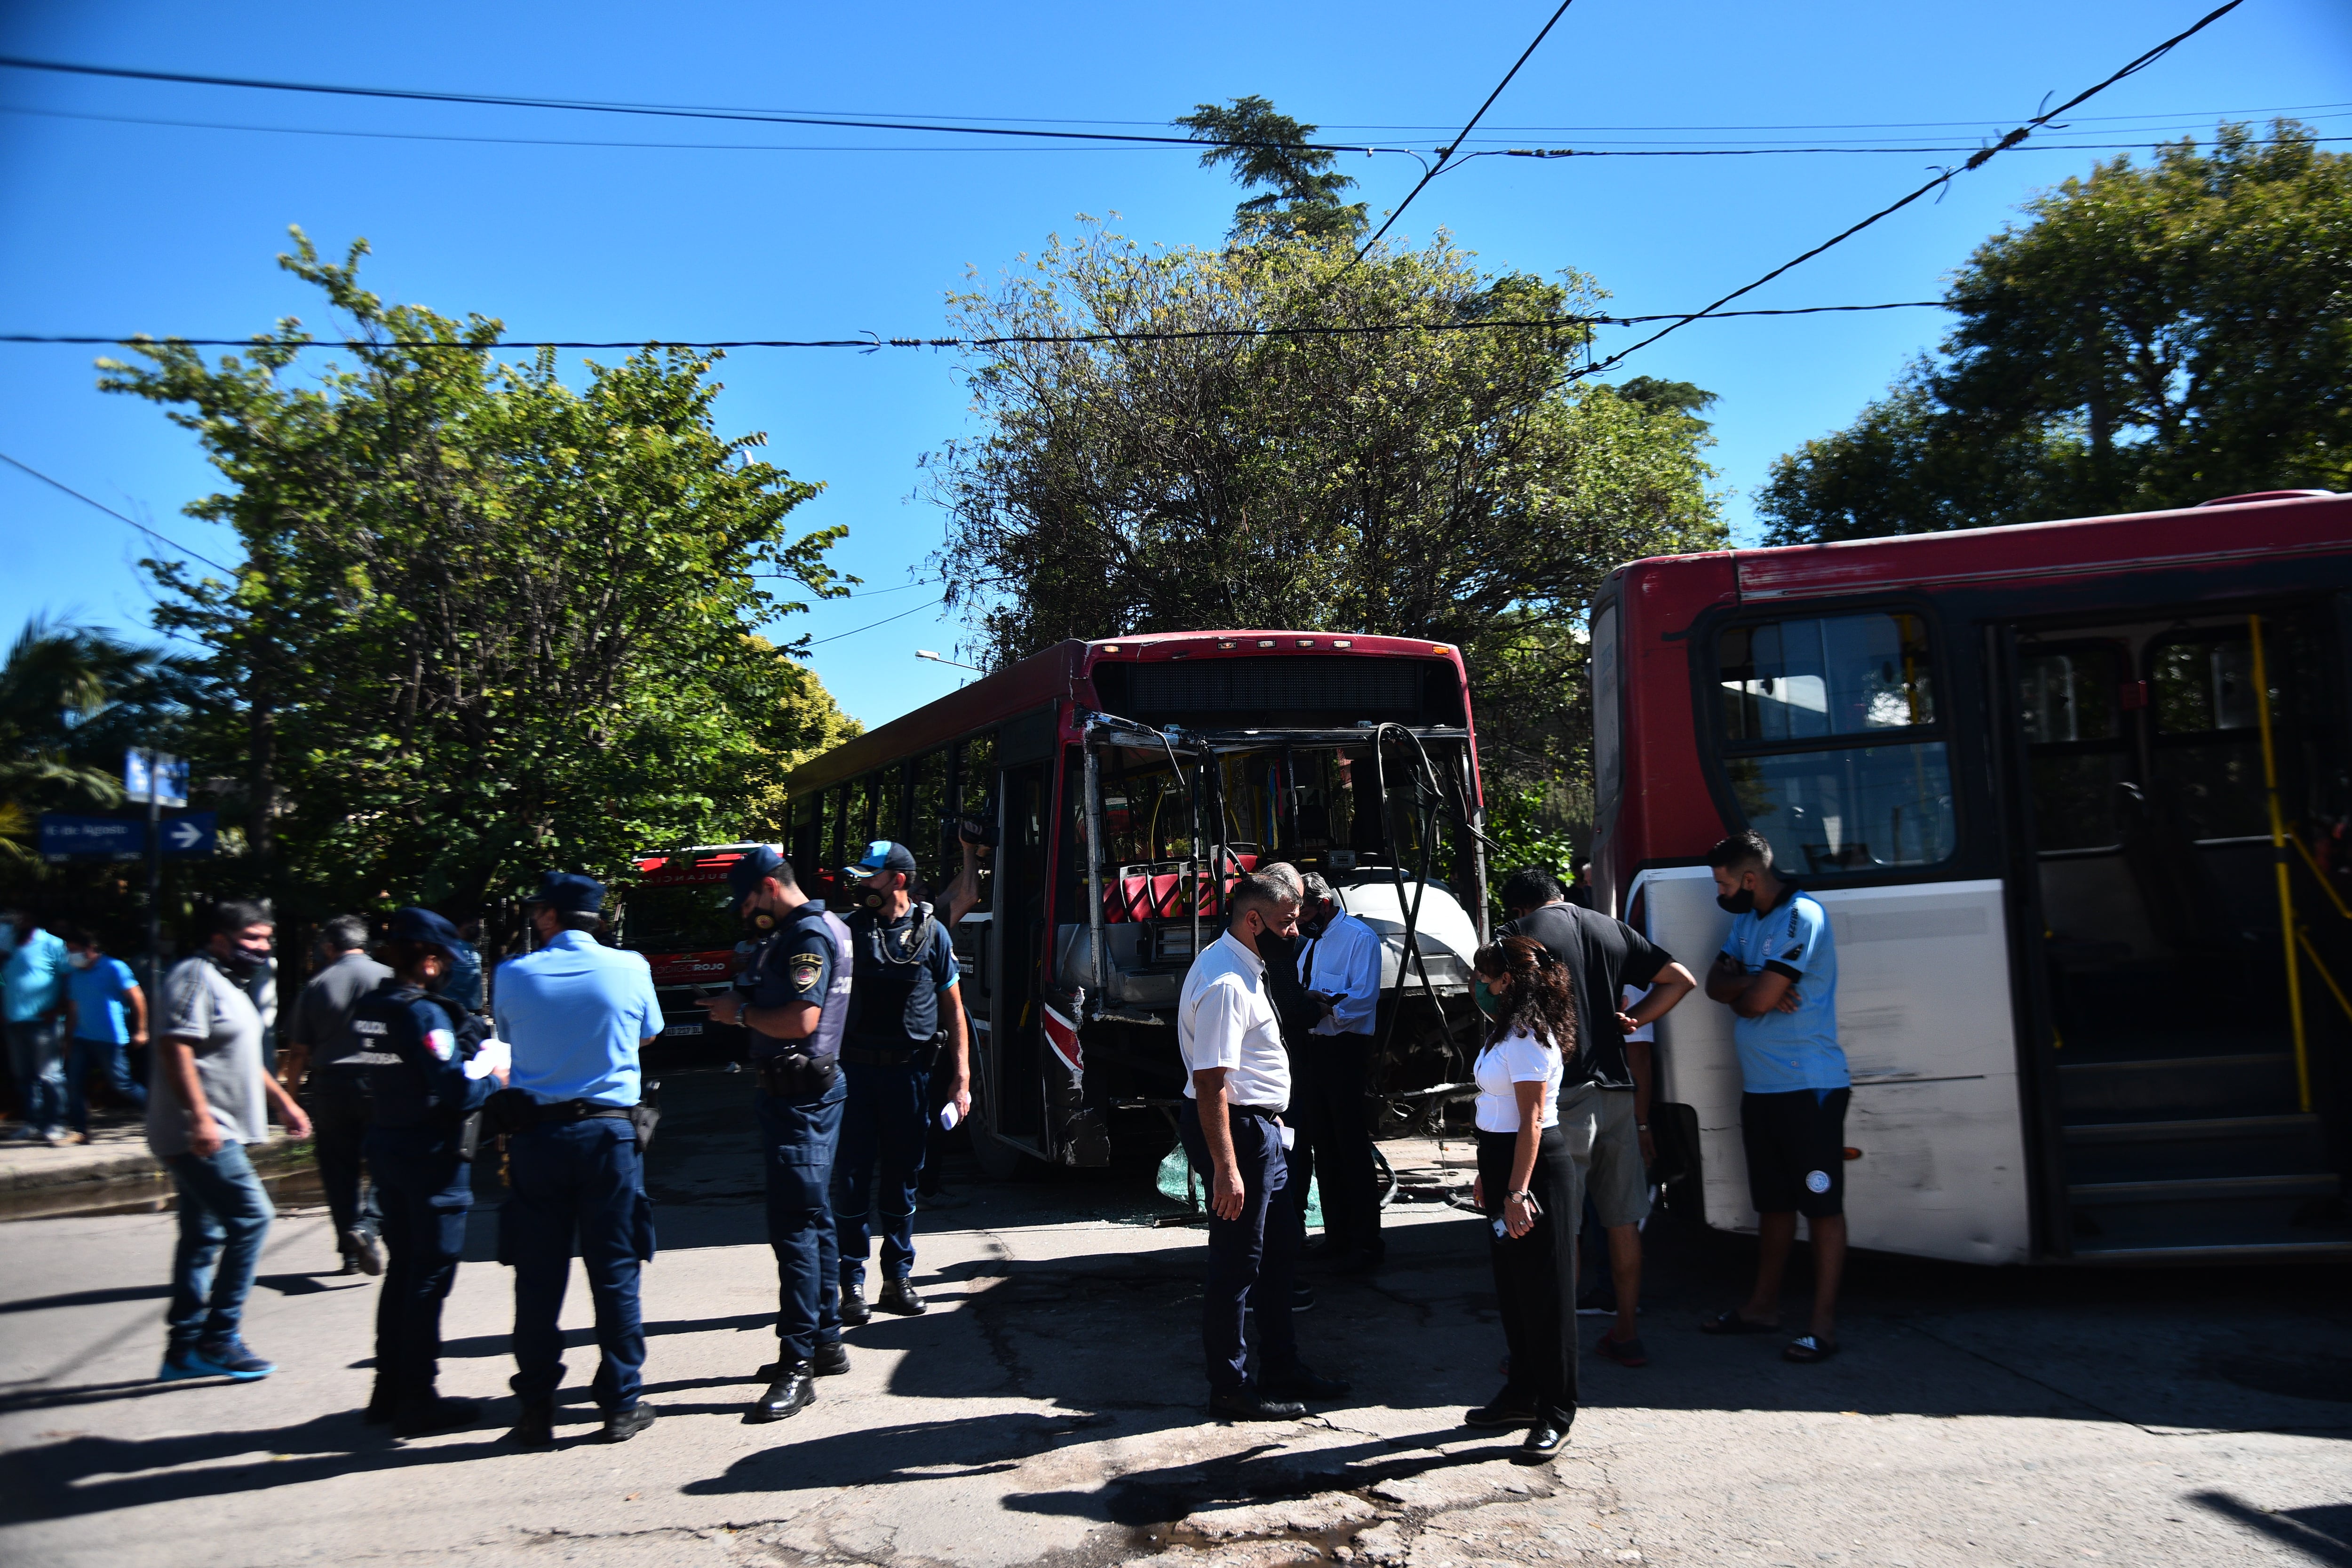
1762, 121, 2352, 543
924, 223, 1723, 795
1176, 96, 1367, 243
101, 230, 855, 919
0, 618, 185, 866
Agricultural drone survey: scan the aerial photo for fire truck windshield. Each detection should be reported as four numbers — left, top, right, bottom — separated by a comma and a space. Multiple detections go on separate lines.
619, 883, 741, 952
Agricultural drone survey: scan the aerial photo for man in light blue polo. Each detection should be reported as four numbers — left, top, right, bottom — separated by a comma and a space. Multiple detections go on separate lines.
493, 872, 664, 1447
5, 907, 72, 1143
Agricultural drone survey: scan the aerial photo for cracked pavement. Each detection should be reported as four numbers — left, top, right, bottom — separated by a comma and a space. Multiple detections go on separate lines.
2, 1067, 2348, 1568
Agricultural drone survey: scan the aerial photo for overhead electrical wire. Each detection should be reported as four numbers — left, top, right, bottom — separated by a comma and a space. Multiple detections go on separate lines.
0, 301, 1948, 355
802, 596, 947, 646
1577, 0, 2250, 382
0, 449, 237, 573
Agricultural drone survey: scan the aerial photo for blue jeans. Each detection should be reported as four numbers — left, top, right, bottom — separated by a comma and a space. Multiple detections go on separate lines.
65, 1035, 145, 1135
1178, 1102, 1301, 1393
366, 1127, 472, 1402
832, 1058, 930, 1292
7, 1016, 67, 1130
163, 1141, 274, 1347
503, 1117, 653, 1412
756, 1073, 846, 1363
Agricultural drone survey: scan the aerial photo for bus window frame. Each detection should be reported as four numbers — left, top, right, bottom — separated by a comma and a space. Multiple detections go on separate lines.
1691, 595, 1968, 885
2012, 636, 2136, 860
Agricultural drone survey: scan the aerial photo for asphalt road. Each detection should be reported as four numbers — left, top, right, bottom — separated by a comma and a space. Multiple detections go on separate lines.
1, 1067, 2348, 1568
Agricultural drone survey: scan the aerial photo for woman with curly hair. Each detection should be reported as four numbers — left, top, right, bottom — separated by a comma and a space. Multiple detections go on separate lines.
1464, 933, 1579, 1462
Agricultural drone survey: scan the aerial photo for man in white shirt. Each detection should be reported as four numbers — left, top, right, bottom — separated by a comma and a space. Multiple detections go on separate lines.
1292, 873, 1386, 1271
1178, 871, 1350, 1420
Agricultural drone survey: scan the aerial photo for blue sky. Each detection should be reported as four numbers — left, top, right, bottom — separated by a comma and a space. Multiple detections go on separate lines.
2, 0, 2347, 731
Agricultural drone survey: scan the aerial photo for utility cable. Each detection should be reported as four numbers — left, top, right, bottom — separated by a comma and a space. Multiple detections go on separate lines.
0, 300, 1946, 354
801, 596, 945, 647
0, 449, 237, 573
1346, 0, 1581, 271
1580, 0, 2248, 381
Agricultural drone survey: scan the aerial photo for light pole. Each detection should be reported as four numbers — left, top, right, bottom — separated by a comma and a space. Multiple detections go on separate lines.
915, 650, 982, 673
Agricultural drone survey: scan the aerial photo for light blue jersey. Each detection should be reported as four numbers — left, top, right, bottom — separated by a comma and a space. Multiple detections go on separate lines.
493, 931, 661, 1108
1722, 891, 1847, 1094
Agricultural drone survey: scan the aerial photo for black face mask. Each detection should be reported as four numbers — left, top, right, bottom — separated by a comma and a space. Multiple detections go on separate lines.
216, 947, 268, 980
857, 884, 890, 913
1716, 887, 1757, 915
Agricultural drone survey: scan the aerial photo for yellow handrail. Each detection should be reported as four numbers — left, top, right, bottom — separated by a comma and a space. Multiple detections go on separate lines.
2288, 828, 2352, 922
2249, 613, 2312, 1114
2300, 925, 2352, 1028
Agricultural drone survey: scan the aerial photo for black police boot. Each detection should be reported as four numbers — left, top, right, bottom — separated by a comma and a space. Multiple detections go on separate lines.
1517, 1410, 1573, 1464
747, 1360, 817, 1423
1464, 1386, 1538, 1429
394, 1394, 481, 1438
362, 1375, 398, 1425
1208, 1386, 1308, 1421
506, 1400, 556, 1448
878, 1276, 928, 1316
838, 1281, 872, 1327
811, 1341, 851, 1377
1262, 1362, 1351, 1402
603, 1402, 657, 1443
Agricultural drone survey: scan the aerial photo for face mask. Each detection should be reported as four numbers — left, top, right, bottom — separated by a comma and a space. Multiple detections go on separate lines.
857, 883, 890, 913
743, 900, 776, 931
1716, 886, 1756, 915
219, 947, 267, 979
1472, 978, 1502, 1019
68, 951, 94, 969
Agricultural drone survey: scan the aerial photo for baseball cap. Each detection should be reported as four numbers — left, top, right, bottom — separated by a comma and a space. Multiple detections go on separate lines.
840, 840, 919, 881
387, 906, 461, 951
525, 871, 606, 915
728, 844, 789, 901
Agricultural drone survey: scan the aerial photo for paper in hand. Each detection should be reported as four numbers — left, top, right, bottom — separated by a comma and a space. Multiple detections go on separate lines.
465, 1036, 513, 1081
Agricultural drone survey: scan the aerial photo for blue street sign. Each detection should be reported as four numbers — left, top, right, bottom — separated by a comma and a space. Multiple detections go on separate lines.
39, 815, 145, 859
123, 748, 189, 808
160, 812, 218, 857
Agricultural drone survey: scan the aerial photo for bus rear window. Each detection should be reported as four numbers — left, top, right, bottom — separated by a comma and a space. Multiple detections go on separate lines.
1720, 613, 1936, 742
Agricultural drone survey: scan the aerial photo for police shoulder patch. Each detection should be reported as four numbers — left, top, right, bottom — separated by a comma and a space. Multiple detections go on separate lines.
788, 953, 825, 994
426, 1028, 457, 1063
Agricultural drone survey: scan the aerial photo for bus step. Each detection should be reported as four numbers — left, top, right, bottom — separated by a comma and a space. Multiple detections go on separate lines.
2066, 1172, 2341, 1206
2066, 1179, 2350, 1255
2059, 1113, 2328, 1183
2055, 1052, 2300, 1122
2064, 1239, 2352, 1263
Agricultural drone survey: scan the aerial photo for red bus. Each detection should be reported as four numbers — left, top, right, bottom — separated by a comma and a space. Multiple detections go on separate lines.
779, 632, 1490, 1174
614, 842, 765, 1063
1592, 489, 2352, 1265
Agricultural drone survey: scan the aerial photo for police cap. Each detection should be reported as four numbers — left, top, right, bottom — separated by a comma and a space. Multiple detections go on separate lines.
842, 840, 919, 882
728, 845, 789, 902
525, 871, 606, 915
387, 906, 461, 952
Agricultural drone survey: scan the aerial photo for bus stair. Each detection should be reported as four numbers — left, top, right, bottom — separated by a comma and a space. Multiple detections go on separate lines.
2057, 1029, 2350, 1260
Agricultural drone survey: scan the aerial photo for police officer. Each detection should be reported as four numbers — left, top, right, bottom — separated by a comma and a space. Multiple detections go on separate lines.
350, 907, 493, 1437
702, 846, 853, 1421
492, 873, 664, 1447
832, 840, 970, 1322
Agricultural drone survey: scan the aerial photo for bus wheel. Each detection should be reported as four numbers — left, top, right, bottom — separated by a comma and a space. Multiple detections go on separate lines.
969, 1092, 1046, 1182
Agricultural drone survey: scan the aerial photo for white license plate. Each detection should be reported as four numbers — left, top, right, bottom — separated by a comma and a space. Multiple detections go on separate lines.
664, 1021, 704, 1036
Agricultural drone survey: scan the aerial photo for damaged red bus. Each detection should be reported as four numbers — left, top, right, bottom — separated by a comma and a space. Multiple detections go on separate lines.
778, 633, 1492, 1175
1591, 489, 2352, 1265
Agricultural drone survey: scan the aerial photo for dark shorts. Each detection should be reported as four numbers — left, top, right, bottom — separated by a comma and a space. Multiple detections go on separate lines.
1740, 1088, 1851, 1218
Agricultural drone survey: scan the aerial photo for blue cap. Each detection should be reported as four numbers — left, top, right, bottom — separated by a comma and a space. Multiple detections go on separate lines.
728, 845, 789, 901
387, 906, 461, 951
526, 871, 605, 915
841, 840, 919, 881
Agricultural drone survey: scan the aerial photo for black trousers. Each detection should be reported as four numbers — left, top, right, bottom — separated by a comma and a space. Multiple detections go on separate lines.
1292, 1035, 1383, 1258
365, 1128, 471, 1403
308, 1071, 380, 1245
1478, 1123, 1582, 1423
1179, 1102, 1300, 1393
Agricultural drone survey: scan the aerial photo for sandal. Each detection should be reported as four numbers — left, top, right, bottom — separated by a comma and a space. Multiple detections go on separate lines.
1781, 1334, 1839, 1363
1698, 1308, 1779, 1336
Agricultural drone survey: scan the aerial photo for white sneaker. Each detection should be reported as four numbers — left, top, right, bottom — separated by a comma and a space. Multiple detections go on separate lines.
42, 1128, 73, 1147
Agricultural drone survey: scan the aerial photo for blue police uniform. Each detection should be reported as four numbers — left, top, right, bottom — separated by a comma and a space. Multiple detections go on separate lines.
353, 967, 490, 1422
834, 899, 958, 1299
493, 877, 663, 1424
744, 893, 854, 1372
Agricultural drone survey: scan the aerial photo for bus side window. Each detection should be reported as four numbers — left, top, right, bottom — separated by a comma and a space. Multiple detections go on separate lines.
2018, 644, 2130, 852
913, 748, 950, 891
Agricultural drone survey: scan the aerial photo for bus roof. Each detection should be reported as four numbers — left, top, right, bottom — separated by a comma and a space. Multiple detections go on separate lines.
783, 632, 1464, 796
1608, 489, 2352, 607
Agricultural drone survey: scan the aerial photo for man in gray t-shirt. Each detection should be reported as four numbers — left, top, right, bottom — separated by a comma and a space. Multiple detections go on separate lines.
280, 915, 393, 1272
148, 901, 311, 1384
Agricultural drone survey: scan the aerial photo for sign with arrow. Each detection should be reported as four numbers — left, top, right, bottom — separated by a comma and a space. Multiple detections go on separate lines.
36, 811, 217, 859
161, 812, 217, 857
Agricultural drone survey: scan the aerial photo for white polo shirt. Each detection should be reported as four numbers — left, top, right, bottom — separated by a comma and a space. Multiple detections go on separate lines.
1177, 930, 1292, 1110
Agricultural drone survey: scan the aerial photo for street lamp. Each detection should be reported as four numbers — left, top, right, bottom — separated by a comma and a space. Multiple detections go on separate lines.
915, 650, 982, 672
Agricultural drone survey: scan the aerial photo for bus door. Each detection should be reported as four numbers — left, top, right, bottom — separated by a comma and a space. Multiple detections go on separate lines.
978, 760, 1052, 1159
1998, 607, 2352, 1260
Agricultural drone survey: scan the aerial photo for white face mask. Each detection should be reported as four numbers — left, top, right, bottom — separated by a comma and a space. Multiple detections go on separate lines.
68, 951, 94, 969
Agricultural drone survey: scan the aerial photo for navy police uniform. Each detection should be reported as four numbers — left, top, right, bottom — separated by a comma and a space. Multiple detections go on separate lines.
834, 842, 959, 1305
351, 907, 492, 1429
492, 873, 663, 1438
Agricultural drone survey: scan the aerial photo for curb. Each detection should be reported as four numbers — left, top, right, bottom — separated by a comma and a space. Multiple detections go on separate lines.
0, 1136, 315, 1195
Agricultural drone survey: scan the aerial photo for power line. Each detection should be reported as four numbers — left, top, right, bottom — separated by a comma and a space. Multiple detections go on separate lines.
802, 597, 946, 647
1580, 0, 2248, 382
0, 449, 238, 573
1349, 0, 1581, 269
1487, 135, 2349, 159
0, 301, 1948, 354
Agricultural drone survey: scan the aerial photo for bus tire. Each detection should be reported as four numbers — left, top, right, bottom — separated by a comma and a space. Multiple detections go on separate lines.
969, 1092, 1047, 1182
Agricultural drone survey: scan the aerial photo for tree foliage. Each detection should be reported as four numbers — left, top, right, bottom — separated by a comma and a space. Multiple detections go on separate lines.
924, 223, 1724, 791
0, 618, 190, 867
1762, 121, 2352, 543
1176, 96, 1367, 243
100, 231, 855, 918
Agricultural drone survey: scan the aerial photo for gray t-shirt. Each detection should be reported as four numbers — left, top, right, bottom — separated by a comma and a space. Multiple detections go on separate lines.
148, 955, 270, 1156
292, 949, 394, 1069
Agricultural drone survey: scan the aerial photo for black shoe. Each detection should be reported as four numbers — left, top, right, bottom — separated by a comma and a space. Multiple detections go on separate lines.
838, 1282, 871, 1326
747, 1361, 815, 1423
811, 1341, 851, 1377
342, 1227, 385, 1277
1291, 1284, 1316, 1312
1517, 1414, 1572, 1463
603, 1403, 657, 1443
506, 1401, 556, 1448
1208, 1387, 1308, 1421
1464, 1388, 1538, 1429
362, 1378, 398, 1425
394, 1396, 480, 1437
878, 1277, 928, 1316
1262, 1363, 1351, 1401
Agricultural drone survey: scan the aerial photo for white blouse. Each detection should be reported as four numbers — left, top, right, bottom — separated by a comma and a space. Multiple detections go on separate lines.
1473, 1026, 1564, 1133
